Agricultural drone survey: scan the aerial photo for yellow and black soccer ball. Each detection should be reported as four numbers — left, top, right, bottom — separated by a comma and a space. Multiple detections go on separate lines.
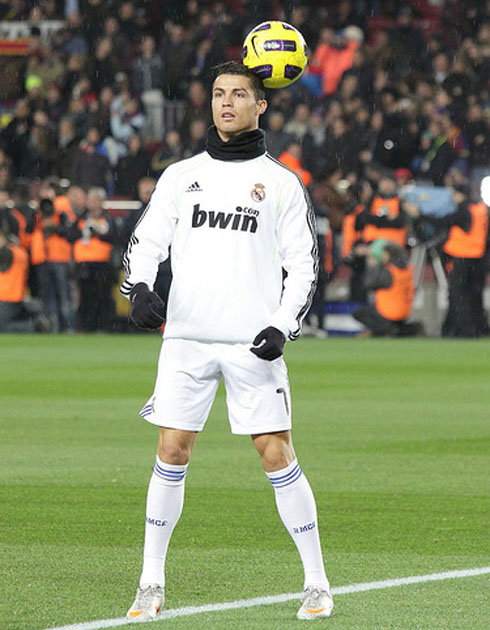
242, 20, 308, 89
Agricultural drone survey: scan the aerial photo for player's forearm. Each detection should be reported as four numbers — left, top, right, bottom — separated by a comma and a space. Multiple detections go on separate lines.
271, 263, 317, 340
121, 244, 166, 297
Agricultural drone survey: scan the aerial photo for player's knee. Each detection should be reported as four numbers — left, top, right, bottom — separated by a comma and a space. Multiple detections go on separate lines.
157, 442, 190, 465
257, 436, 295, 472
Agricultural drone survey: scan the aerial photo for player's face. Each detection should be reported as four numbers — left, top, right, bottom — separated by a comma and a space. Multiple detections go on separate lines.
212, 74, 267, 141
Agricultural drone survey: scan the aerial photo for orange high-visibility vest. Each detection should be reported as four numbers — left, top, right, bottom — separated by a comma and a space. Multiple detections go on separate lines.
342, 204, 363, 258
0, 243, 29, 302
443, 202, 488, 259
375, 263, 414, 321
10, 208, 32, 251
278, 151, 312, 187
363, 196, 407, 247
30, 215, 47, 266
45, 197, 77, 263
73, 217, 112, 263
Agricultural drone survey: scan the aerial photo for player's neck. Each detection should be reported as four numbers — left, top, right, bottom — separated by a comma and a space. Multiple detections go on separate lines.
206, 125, 266, 161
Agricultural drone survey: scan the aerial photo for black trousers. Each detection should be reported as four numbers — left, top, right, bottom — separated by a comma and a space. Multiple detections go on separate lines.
76, 262, 115, 332
442, 256, 489, 338
353, 305, 415, 337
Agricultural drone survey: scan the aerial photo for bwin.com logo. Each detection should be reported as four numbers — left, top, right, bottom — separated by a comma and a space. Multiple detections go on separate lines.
191, 204, 259, 233
293, 521, 316, 534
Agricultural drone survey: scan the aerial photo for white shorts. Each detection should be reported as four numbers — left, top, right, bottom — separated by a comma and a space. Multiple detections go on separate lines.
140, 338, 292, 435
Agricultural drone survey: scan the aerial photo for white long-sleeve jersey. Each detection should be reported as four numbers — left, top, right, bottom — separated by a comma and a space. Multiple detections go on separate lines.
121, 150, 318, 343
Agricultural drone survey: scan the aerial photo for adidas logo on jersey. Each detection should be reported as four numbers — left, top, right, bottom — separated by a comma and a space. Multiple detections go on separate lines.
185, 181, 202, 192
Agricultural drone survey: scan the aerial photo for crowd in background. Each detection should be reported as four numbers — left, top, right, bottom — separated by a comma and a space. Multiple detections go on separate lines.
0, 0, 489, 336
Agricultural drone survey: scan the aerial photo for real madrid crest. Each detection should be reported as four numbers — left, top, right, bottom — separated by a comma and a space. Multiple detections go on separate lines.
251, 183, 266, 202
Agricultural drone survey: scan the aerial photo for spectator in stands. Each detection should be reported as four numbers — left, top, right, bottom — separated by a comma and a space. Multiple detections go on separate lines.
82, 0, 109, 47
70, 187, 117, 331
352, 239, 416, 337
0, 152, 12, 192
389, 5, 426, 71
20, 109, 55, 179
59, 11, 89, 57
101, 16, 132, 67
0, 98, 32, 178
183, 118, 207, 157
71, 125, 111, 190
179, 80, 212, 146
115, 134, 151, 198
284, 103, 310, 142
88, 36, 119, 94
110, 91, 145, 158
424, 113, 469, 186
159, 22, 193, 100
118, 1, 143, 43
305, 27, 360, 98
150, 129, 185, 176
86, 85, 114, 140
54, 117, 80, 179
25, 40, 65, 96
188, 35, 222, 91
263, 111, 293, 159
131, 34, 165, 141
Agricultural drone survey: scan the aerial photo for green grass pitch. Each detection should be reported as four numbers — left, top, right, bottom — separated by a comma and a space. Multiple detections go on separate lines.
1, 334, 490, 630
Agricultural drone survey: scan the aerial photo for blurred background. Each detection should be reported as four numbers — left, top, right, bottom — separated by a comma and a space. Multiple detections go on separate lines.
0, 0, 489, 338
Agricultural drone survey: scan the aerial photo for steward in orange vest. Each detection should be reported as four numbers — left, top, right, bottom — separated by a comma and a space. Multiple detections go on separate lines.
0, 228, 36, 332
439, 191, 489, 338
352, 240, 417, 337
69, 187, 117, 331
355, 173, 410, 247
278, 143, 312, 187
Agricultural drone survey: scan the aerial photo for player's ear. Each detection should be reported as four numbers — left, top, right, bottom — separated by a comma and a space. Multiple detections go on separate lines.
257, 99, 267, 116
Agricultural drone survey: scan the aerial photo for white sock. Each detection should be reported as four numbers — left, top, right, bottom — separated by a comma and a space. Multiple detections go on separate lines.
267, 460, 330, 591
139, 456, 188, 588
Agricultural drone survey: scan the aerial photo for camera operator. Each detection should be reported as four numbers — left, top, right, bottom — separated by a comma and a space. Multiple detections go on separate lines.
352, 239, 417, 337
69, 187, 117, 331
437, 184, 489, 337
354, 171, 416, 248
44, 193, 77, 333
0, 226, 47, 332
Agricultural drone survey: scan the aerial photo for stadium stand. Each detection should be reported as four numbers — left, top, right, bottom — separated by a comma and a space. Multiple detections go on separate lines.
0, 0, 488, 336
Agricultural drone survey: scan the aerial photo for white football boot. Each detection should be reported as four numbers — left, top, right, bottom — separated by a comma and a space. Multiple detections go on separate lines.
127, 584, 164, 621
297, 586, 334, 620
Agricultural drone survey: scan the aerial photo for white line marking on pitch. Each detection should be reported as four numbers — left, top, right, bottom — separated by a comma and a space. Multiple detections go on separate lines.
43, 566, 490, 630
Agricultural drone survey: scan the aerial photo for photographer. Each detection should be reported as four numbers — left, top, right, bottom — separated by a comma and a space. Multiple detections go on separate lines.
354, 171, 415, 248
0, 226, 47, 332
43, 194, 77, 333
439, 185, 489, 337
69, 187, 117, 331
352, 239, 417, 337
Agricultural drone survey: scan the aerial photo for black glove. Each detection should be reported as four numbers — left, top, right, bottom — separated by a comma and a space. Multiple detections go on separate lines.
250, 326, 286, 361
130, 282, 166, 330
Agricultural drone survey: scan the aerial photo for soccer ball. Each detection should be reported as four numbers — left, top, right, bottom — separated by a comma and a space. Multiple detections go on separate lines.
242, 21, 308, 89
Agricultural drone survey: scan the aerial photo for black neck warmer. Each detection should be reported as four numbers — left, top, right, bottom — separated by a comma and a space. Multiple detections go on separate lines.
205, 125, 266, 161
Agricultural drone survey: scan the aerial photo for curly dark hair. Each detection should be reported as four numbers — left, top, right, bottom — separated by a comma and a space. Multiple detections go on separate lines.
212, 61, 266, 102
